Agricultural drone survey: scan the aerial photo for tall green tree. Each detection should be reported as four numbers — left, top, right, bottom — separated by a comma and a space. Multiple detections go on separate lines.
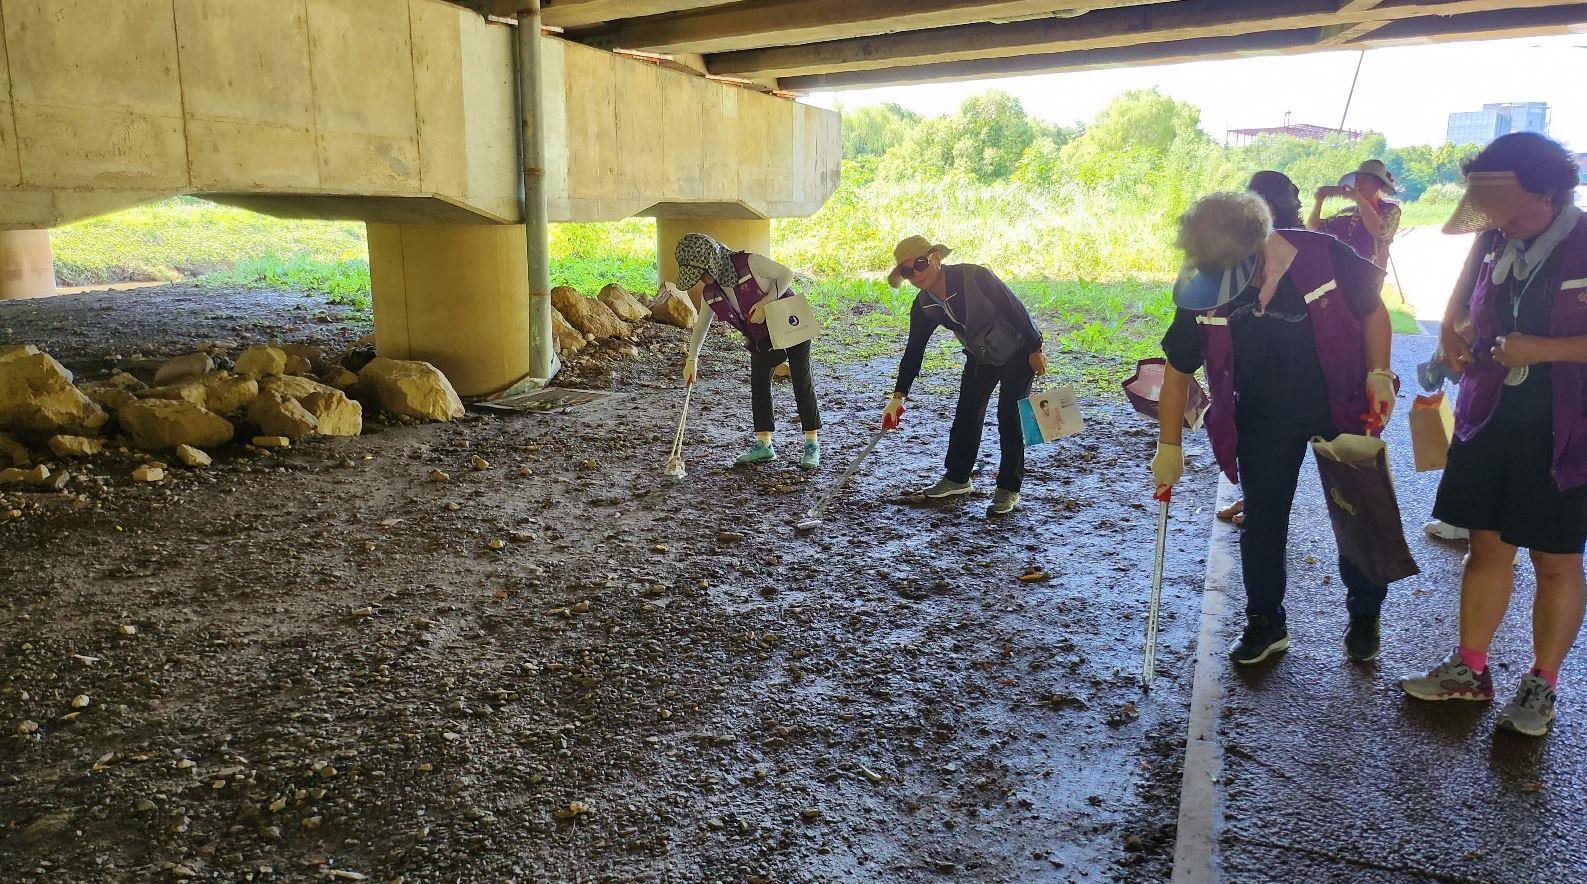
841, 103, 921, 160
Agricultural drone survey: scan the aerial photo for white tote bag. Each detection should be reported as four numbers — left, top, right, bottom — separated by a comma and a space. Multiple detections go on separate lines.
763, 293, 822, 350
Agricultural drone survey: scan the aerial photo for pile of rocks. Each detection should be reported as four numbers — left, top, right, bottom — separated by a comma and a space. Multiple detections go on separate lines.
0, 341, 465, 481
551, 283, 697, 359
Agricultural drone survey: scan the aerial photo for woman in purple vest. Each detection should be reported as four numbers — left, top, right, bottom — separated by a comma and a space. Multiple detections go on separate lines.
675, 233, 822, 469
1217, 171, 1308, 529
1151, 192, 1398, 665
1399, 133, 1587, 737
1307, 159, 1402, 269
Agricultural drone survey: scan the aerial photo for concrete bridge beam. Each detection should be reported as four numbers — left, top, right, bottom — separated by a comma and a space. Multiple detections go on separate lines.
0, 230, 55, 300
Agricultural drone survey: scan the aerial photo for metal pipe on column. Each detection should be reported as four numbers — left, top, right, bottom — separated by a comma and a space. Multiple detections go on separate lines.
514, 0, 558, 384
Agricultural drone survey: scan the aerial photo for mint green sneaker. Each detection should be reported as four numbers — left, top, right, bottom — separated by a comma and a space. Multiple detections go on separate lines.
800, 440, 820, 470
735, 441, 776, 465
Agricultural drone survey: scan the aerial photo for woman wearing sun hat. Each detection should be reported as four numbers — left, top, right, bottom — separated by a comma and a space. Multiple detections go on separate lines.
1308, 158, 1402, 268
1152, 192, 1398, 666
882, 235, 1048, 517
674, 232, 822, 469
1398, 132, 1587, 737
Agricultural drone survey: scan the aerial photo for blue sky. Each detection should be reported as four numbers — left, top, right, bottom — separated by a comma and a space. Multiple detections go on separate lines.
808, 34, 1587, 149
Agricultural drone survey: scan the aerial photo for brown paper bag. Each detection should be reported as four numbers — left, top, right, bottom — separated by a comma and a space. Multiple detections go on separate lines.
1409, 391, 1454, 472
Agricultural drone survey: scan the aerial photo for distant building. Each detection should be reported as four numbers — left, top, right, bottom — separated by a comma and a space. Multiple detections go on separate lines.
1225, 113, 1363, 147
1446, 102, 1550, 145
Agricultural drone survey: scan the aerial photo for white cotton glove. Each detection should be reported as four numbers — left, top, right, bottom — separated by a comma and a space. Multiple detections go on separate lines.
1366, 369, 1397, 426
748, 302, 767, 324
1151, 443, 1183, 494
881, 395, 905, 431
683, 356, 698, 387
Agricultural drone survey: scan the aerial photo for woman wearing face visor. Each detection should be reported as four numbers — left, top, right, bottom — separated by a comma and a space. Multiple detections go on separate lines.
1399, 133, 1587, 738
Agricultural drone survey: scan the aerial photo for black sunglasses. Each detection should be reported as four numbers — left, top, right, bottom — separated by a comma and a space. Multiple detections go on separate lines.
896, 255, 932, 279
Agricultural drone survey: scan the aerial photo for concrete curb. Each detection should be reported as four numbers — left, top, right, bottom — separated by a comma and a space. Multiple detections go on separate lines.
1171, 475, 1240, 883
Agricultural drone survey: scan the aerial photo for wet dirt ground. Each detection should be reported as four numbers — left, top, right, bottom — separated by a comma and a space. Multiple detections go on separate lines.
0, 284, 1217, 883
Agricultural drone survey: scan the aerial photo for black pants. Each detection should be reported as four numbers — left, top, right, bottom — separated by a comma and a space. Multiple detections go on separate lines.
1237, 429, 1387, 627
750, 341, 821, 434
944, 353, 1035, 492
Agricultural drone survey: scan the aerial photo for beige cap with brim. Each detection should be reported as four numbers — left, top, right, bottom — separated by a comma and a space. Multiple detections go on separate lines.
887, 235, 952, 288
1443, 171, 1529, 234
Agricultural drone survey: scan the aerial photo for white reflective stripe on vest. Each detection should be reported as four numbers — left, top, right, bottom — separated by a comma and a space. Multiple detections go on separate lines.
1195, 316, 1228, 326
1304, 280, 1337, 304
1562, 277, 1587, 291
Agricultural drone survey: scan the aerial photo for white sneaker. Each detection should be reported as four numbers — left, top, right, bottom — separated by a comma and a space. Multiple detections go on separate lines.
1423, 520, 1470, 542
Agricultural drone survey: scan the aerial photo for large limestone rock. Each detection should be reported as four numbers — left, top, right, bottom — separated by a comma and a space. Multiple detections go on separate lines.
0, 344, 41, 364
142, 372, 259, 417
118, 399, 235, 451
175, 444, 212, 468
259, 375, 325, 400
650, 283, 699, 330
551, 309, 587, 357
300, 389, 362, 436
0, 349, 108, 439
321, 367, 358, 391
598, 283, 650, 322
0, 432, 31, 467
281, 344, 323, 373
153, 352, 214, 385
358, 357, 465, 422
249, 390, 318, 441
48, 435, 103, 457
551, 286, 630, 340
84, 385, 138, 412
235, 345, 288, 379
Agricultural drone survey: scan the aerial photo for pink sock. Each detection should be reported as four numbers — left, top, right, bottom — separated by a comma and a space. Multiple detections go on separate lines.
1457, 645, 1488, 673
1530, 666, 1559, 689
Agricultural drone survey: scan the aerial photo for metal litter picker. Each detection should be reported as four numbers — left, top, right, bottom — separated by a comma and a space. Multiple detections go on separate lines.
1142, 485, 1170, 689
795, 427, 888, 533
662, 384, 693, 480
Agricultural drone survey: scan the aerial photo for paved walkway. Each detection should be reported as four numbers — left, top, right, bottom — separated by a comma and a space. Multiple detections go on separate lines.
1176, 333, 1587, 884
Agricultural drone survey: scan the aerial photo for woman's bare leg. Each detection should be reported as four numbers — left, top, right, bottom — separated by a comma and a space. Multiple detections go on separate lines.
1528, 551, 1586, 673
1457, 530, 1520, 654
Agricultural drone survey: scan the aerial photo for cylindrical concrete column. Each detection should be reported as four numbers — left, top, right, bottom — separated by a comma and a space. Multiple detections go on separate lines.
656, 217, 773, 300
0, 230, 56, 300
367, 223, 533, 398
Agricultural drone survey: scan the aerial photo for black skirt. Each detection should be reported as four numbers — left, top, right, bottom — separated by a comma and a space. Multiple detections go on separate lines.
1433, 416, 1587, 555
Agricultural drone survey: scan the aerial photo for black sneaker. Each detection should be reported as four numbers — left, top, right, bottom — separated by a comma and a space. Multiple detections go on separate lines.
1229, 614, 1289, 665
1344, 616, 1381, 663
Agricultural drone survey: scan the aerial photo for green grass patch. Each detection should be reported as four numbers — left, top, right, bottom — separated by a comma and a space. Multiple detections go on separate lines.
201, 255, 374, 312
51, 198, 366, 287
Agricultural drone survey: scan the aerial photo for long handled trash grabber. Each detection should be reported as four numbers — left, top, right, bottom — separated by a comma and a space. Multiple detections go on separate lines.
1142, 485, 1170, 690
663, 384, 693, 480
795, 427, 887, 533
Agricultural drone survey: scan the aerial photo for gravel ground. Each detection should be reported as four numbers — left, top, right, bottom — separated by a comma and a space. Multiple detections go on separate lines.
0, 284, 1217, 883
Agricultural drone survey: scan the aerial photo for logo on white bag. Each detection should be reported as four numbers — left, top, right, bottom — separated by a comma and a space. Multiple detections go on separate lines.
788, 315, 801, 327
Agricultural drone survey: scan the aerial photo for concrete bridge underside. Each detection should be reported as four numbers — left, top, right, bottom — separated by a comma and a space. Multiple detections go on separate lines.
0, 0, 839, 395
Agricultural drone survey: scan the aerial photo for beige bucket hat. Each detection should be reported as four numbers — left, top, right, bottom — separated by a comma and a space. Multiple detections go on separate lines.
887, 235, 952, 288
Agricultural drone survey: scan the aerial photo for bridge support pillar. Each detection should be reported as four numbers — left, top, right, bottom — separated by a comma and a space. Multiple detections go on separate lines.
368, 222, 533, 398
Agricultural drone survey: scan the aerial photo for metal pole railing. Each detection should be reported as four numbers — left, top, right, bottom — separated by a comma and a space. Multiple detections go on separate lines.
515, 0, 557, 383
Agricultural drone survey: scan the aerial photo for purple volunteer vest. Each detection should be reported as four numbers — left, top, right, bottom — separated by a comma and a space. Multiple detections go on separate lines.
1196, 229, 1375, 484
1454, 215, 1587, 491
703, 252, 775, 353
1323, 199, 1394, 268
